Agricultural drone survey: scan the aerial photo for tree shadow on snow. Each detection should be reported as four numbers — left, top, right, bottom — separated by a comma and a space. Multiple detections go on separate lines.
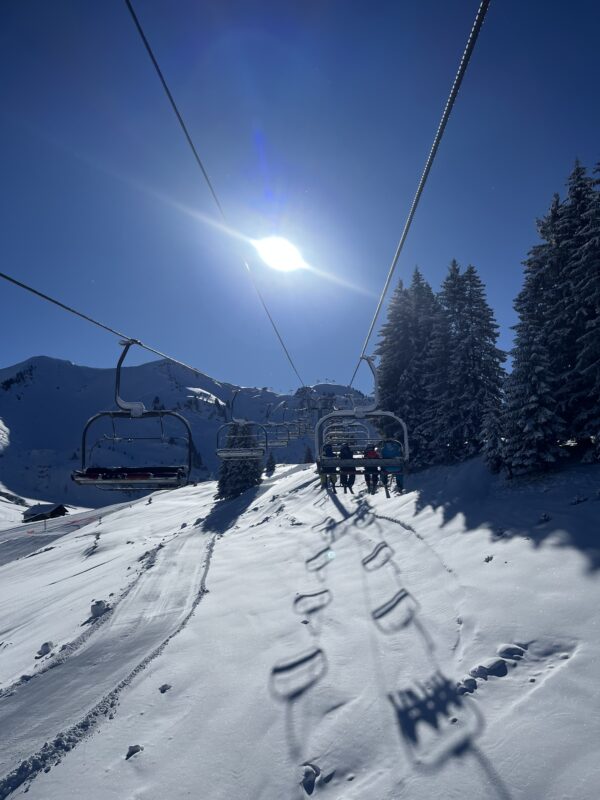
200, 486, 261, 534
408, 458, 600, 572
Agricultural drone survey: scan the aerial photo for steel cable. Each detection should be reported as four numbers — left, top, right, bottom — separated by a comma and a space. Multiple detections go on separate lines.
349, 0, 491, 387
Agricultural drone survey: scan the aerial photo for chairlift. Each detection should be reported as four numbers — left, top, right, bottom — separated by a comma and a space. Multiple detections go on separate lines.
322, 420, 371, 451
266, 423, 290, 448
315, 356, 409, 477
72, 340, 193, 490
216, 389, 267, 460
264, 401, 291, 448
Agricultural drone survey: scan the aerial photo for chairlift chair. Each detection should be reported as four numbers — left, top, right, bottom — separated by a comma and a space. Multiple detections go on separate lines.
72, 340, 193, 490
215, 389, 267, 460
265, 423, 290, 448
264, 401, 291, 448
315, 356, 409, 477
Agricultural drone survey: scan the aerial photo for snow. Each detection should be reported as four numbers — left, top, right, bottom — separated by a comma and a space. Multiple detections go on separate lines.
0, 460, 599, 799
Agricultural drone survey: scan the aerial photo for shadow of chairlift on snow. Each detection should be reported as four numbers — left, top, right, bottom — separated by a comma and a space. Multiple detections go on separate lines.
293, 589, 332, 636
268, 647, 329, 760
388, 671, 484, 770
371, 587, 419, 634
361, 540, 395, 571
304, 545, 335, 576
269, 647, 328, 703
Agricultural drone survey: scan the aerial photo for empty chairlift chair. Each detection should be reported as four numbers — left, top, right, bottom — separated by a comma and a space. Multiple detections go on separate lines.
216, 390, 268, 460
72, 340, 193, 490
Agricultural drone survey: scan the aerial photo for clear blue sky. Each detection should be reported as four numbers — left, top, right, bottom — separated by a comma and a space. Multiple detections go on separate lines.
1, 0, 599, 394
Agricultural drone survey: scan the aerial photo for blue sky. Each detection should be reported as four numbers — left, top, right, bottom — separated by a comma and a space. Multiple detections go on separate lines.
1, 0, 599, 394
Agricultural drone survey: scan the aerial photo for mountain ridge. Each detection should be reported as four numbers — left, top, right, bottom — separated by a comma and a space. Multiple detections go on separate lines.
0, 355, 361, 507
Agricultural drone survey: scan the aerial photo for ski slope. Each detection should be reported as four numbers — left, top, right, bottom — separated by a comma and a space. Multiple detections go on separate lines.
1, 461, 599, 799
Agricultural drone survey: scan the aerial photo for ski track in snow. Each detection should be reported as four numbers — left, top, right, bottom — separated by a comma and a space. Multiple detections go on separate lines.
1, 463, 599, 800
0, 524, 217, 798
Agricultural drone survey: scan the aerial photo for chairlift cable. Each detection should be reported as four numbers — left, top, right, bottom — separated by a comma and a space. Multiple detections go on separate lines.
0, 270, 209, 381
123, 0, 305, 387
348, 0, 491, 387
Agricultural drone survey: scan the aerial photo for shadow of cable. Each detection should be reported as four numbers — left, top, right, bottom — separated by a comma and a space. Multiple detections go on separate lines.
471, 745, 514, 800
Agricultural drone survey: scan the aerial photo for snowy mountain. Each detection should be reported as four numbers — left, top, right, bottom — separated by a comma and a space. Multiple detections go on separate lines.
0, 356, 360, 507
1, 459, 599, 799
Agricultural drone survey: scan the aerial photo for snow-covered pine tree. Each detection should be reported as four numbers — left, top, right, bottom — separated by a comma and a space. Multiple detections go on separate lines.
503, 326, 565, 475
429, 261, 469, 462
217, 423, 263, 499
481, 386, 506, 473
265, 451, 276, 476
549, 162, 596, 435
375, 269, 438, 463
453, 265, 506, 457
415, 301, 453, 465
572, 163, 600, 457
503, 233, 566, 475
375, 279, 412, 435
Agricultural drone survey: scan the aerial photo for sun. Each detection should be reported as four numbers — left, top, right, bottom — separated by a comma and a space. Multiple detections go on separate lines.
253, 236, 306, 272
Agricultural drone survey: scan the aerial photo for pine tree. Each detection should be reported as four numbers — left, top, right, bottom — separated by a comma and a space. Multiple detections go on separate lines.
265, 451, 276, 476
549, 162, 595, 433
375, 279, 413, 432
453, 265, 506, 457
431, 261, 469, 461
217, 423, 263, 499
572, 163, 600, 455
415, 303, 453, 465
503, 326, 565, 475
503, 224, 567, 476
481, 387, 506, 473
375, 269, 438, 463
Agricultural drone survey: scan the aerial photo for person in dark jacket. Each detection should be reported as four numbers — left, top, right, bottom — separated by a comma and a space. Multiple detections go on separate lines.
363, 445, 380, 494
320, 443, 338, 492
339, 442, 355, 494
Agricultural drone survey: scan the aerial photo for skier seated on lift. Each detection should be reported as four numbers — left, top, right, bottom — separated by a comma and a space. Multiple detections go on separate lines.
320, 443, 338, 492
363, 445, 380, 494
339, 442, 356, 494
380, 439, 404, 493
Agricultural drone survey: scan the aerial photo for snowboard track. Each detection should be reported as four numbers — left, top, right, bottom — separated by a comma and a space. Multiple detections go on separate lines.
0, 533, 218, 800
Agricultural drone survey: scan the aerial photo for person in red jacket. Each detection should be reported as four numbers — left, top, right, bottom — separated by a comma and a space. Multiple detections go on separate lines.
363, 445, 380, 494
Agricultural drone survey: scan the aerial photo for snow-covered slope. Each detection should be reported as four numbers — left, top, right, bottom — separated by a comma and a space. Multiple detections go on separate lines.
0, 356, 353, 507
1, 459, 599, 799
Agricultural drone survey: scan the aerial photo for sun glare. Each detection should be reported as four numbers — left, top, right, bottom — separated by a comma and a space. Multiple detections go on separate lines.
254, 236, 306, 272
